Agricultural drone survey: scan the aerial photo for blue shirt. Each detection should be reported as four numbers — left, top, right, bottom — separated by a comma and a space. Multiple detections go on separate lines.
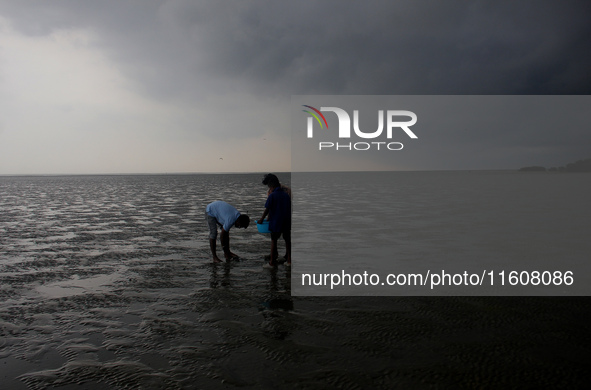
206, 201, 241, 231
265, 187, 291, 233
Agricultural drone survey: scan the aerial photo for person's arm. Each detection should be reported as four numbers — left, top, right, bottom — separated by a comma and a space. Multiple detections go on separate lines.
258, 208, 269, 224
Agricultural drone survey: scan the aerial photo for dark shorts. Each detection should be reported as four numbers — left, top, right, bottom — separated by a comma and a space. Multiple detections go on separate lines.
271, 230, 291, 241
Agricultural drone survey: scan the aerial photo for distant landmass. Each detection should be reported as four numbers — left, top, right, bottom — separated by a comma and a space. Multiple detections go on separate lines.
519, 158, 591, 172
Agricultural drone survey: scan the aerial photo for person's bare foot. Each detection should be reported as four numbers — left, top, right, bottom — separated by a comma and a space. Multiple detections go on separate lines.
213, 256, 224, 263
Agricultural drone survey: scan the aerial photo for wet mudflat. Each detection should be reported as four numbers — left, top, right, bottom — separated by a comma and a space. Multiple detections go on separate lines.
1, 175, 589, 389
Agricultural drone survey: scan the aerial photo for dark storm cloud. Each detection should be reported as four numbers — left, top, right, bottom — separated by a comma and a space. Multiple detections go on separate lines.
2, 0, 590, 98
1, 0, 589, 171
164, 0, 591, 95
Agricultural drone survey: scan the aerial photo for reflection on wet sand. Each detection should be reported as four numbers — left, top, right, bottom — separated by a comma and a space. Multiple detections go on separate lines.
1, 175, 589, 388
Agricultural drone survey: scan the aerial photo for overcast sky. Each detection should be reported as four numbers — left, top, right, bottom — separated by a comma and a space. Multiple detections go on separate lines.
0, 0, 589, 174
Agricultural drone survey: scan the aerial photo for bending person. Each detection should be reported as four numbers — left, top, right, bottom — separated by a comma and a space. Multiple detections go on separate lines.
206, 201, 249, 263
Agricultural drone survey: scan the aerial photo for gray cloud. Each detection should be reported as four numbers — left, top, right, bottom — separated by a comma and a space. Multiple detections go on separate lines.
3, 0, 590, 97
0, 0, 589, 173
170, 0, 591, 95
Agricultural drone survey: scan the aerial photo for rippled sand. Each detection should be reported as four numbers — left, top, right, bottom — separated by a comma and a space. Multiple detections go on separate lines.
1, 175, 589, 388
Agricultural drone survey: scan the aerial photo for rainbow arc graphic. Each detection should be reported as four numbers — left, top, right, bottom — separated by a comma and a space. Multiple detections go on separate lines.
302, 105, 328, 129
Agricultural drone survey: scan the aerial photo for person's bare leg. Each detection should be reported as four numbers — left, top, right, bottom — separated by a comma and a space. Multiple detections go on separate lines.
284, 231, 291, 266
209, 238, 223, 263
220, 230, 232, 261
269, 237, 278, 266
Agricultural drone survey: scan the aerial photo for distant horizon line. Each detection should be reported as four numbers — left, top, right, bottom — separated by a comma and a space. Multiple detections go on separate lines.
0, 168, 531, 178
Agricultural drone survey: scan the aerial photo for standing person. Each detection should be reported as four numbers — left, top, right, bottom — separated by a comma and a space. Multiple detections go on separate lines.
206, 201, 250, 263
261, 173, 292, 263
258, 175, 291, 268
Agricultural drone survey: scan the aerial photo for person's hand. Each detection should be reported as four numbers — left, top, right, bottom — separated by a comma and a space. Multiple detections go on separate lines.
257, 218, 264, 224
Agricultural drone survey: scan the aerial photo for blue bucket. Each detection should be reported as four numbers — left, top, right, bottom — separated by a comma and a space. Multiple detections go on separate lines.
256, 220, 271, 233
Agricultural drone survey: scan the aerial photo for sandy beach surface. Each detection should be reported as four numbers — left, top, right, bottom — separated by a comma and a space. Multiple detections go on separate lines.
1, 252, 589, 389
1, 174, 589, 388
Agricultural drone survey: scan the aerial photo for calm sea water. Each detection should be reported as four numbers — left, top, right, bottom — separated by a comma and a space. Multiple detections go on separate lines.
0, 173, 272, 267
1, 172, 589, 388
